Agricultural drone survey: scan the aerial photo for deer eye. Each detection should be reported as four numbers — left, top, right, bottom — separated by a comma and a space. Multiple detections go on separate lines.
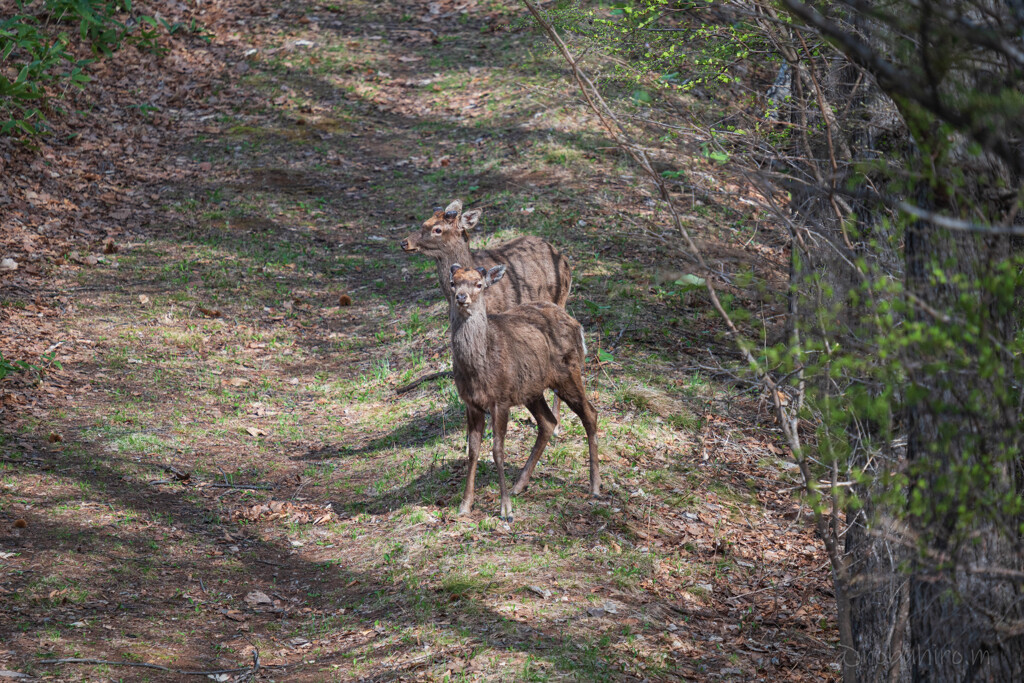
433, 228, 442, 235
449, 281, 455, 288
476, 282, 483, 289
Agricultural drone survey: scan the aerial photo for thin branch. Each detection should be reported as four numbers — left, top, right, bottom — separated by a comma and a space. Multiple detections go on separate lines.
897, 201, 1024, 236
777, 0, 1024, 175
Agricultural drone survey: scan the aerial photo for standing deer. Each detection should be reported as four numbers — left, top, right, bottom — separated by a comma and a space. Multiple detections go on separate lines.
400, 200, 572, 429
446, 264, 600, 520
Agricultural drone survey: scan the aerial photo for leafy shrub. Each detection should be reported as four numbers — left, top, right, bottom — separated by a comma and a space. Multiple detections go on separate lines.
0, 351, 31, 381
1, 0, 184, 137
0, 17, 89, 135
0, 349, 62, 381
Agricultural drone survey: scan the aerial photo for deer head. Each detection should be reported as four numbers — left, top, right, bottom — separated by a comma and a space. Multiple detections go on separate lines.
400, 201, 482, 253
449, 264, 506, 312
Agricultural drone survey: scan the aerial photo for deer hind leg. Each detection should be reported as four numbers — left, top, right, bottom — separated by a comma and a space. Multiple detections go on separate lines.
490, 406, 513, 522
550, 390, 562, 436
554, 376, 601, 497
458, 406, 486, 516
511, 397, 557, 496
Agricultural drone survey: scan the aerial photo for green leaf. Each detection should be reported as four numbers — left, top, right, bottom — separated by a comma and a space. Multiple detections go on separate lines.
631, 89, 651, 104
674, 274, 706, 289
597, 349, 614, 363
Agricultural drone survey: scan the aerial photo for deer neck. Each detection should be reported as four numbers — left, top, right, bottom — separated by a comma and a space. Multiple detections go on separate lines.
450, 301, 489, 379
435, 242, 475, 300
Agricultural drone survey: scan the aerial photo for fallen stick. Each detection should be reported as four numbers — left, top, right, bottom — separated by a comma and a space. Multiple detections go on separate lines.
34, 658, 264, 676
203, 483, 274, 490
256, 558, 284, 567
395, 370, 452, 395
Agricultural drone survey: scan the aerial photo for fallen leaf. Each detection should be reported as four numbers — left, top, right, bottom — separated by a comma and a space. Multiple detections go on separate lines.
229, 377, 249, 387
527, 585, 552, 600
199, 306, 221, 317
244, 590, 274, 607
138, 294, 151, 306
245, 426, 267, 437
0, 258, 18, 272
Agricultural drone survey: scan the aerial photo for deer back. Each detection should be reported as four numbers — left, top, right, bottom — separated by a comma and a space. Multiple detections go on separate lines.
474, 237, 572, 313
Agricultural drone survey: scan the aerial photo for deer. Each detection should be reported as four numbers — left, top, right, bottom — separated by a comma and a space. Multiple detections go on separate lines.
401, 199, 572, 313
400, 200, 573, 431
446, 264, 600, 521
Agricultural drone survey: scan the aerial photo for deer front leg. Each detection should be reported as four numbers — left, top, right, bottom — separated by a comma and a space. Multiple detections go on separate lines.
490, 405, 512, 522
558, 381, 601, 497
458, 406, 486, 516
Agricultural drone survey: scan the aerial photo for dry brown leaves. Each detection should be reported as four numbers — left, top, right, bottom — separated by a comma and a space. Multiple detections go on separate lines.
231, 500, 336, 526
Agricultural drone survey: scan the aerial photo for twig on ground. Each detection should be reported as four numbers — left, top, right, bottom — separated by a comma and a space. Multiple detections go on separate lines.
0, 456, 44, 465
256, 558, 284, 568
203, 483, 274, 491
162, 464, 191, 481
34, 658, 281, 676
395, 370, 452, 394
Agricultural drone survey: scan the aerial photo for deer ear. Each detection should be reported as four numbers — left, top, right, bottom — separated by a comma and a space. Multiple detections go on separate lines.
460, 209, 482, 232
444, 199, 462, 219
486, 265, 506, 286
450, 263, 462, 275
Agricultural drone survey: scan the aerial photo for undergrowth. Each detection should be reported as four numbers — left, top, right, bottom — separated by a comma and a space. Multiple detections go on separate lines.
0, 0, 194, 136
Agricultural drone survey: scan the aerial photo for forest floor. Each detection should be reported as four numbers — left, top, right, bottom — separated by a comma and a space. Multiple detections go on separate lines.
0, 1, 838, 680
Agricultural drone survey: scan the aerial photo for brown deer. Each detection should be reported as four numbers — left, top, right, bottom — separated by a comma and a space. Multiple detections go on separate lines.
400, 199, 573, 428
447, 264, 600, 520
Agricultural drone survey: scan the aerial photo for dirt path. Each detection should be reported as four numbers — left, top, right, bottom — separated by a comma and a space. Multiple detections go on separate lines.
1, 2, 837, 680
